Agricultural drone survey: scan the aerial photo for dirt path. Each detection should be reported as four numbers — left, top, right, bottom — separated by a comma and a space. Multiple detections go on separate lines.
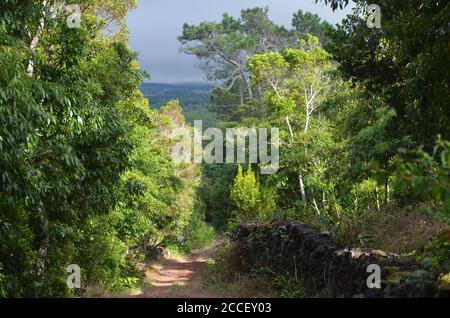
138, 239, 228, 298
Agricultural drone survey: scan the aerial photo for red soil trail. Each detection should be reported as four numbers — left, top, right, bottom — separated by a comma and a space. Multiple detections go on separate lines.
139, 239, 228, 298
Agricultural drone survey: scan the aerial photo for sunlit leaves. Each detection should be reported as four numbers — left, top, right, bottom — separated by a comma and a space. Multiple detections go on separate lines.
0, 0, 144, 296
390, 138, 450, 214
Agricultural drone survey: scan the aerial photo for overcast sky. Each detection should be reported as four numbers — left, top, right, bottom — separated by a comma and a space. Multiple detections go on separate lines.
127, 0, 352, 83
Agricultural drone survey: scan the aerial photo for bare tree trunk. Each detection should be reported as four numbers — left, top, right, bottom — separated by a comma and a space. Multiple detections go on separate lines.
312, 189, 320, 215
299, 174, 306, 203
246, 83, 253, 100
286, 116, 307, 204
302, 105, 310, 202
286, 116, 294, 140
322, 191, 326, 209
304, 107, 310, 133
37, 201, 49, 274
27, 1, 48, 78
375, 185, 381, 211
244, 76, 253, 100
384, 179, 389, 205
239, 82, 244, 106
237, 68, 253, 100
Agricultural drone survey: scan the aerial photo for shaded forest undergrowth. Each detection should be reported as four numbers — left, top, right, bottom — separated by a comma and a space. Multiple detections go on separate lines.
1, 1, 449, 298
100, 205, 450, 298
93, 239, 226, 298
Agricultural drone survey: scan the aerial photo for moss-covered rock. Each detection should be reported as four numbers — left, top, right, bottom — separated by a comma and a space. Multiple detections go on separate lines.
230, 221, 447, 297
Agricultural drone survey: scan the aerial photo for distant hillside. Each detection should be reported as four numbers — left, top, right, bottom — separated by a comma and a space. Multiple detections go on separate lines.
140, 82, 212, 111
140, 82, 218, 128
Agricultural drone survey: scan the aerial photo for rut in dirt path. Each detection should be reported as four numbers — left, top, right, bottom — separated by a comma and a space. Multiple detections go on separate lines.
141, 239, 228, 298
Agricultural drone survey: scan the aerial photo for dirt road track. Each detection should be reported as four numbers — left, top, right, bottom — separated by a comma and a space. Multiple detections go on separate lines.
139, 239, 228, 298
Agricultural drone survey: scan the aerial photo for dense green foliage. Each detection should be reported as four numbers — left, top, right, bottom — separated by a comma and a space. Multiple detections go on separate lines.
0, 1, 212, 297
178, 7, 331, 121
326, 0, 450, 150
1, 0, 449, 298
186, 2, 449, 260
230, 165, 275, 223
193, 2, 450, 297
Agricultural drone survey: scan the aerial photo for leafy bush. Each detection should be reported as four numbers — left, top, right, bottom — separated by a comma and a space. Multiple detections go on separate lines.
200, 164, 237, 231
76, 216, 132, 292
0, 264, 6, 297
423, 233, 450, 271
392, 137, 450, 216
176, 210, 215, 252
0, 2, 144, 295
230, 165, 276, 224
272, 273, 306, 298
0, 2, 214, 297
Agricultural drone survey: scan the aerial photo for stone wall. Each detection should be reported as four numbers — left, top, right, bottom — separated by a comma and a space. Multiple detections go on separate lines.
230, 221, 447, 297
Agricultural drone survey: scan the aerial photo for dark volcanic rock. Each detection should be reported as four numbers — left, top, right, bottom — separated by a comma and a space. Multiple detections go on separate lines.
230, 221, 445, 297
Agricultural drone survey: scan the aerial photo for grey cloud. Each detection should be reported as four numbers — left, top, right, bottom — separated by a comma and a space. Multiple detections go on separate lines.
127, 0, 352, 83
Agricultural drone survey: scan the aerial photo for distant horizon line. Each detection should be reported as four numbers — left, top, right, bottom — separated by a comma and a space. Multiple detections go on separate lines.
141, 81, 213, 85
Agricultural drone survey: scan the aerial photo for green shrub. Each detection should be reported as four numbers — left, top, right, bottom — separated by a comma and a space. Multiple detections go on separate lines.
423, 233, 450, 271
173, 217, 215, 253
230, 165, 276, 223
391, 137, 450, 217
272, 273, 306, 298
200, 163, 237, 231
76, 216, 135, 292
0, 3, 213, 295
0, 264, 6, 297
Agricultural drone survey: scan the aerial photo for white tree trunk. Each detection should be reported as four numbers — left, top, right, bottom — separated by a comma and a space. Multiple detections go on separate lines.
299, 174, 306, 203
312, 196, 321, 215
286, 116, 307, 203
375, 185, 381, 211
384, 181, 390, 205
304, 107, 310, 133
239, 82, 244, 106
286, 116, 294, 140
27, 1, 47, 78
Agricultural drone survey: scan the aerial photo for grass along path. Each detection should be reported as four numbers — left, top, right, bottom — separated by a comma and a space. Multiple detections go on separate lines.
142, 239, 227, 298
106, 239, 228, 298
